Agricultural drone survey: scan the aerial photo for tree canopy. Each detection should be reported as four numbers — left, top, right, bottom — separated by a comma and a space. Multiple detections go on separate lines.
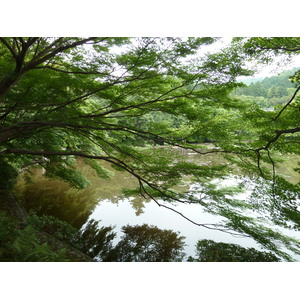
0, 37, 300, 261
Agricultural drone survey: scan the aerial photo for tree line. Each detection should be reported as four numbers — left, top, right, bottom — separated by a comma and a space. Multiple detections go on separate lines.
232, 68, 299, 107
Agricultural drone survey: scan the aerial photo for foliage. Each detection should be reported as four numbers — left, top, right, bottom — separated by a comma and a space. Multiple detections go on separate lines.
0, 37, 245, 190
0, 37, 300, 260
232, 68, 298, 108
105, 224, 186, 262
27, 213, 79, 242
0, 160, 18, 189
26, 214, 117, 261
0, 211, 185, 262
0, 210, 118, 261
0, 211, 18, 259
0, 211, 70, 261
11, 225, 69, 262
188, 239, 280, 262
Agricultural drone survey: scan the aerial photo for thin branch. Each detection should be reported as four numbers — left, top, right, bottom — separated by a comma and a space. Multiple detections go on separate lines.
155, 200, 249, 237
48, 72, 160, 113
26, 38, 104, 69
0, 38, 18, 60
32, 65, 109, 76
254, 126, 300, 155
255, 149, 264, 177
30, 37, 65, 60
267, 149, 276, 195
272, 85, 300, 121
134, 171, 249, 237
83, 81, 195, 118
251, 124, 300, 178
1, 148, 106, 158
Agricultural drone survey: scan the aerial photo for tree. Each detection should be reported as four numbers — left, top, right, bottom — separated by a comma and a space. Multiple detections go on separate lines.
0, 37, 248, 218
205, 38, 300, 260
228, 38, 300, 195
188, 239, 280, 262
0, 37, 236, 185
104, 224, 186, 262
0, 37, 300, 261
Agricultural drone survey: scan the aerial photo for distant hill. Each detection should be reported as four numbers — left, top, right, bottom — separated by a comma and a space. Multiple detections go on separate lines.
238, 67, 300, 85
232, 67, 300, 108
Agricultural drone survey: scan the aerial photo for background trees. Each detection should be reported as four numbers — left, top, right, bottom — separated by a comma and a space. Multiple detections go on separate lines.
232, 68, 296, 108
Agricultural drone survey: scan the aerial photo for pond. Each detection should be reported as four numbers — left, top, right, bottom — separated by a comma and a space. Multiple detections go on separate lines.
14, 148, 300, 260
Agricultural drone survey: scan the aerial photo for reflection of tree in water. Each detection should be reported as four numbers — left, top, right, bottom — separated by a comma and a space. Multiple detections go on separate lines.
13, 151, 233, 227
39, 219, 186, 262
109, 195, 151, 216
188, 239, 280, 262
104, 224, 186, 262
129, 196, 152, 215
27, 215, 186, 262
1, 206, 282, 262
14, 173, 98, 229
14, 160, 153, 227
75, 219, 116, 260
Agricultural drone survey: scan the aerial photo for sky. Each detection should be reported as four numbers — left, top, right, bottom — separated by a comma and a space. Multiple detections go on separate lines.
202, 37, 300, 78
251, 55, 300, 78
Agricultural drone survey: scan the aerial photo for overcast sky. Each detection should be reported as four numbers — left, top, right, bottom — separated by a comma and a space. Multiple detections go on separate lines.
205, 37, 300, 78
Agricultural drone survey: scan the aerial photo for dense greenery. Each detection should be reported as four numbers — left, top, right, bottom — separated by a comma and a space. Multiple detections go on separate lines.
233, 68, 298, 108
0, 37, 300, 261
0, 211, 71, 261
188, 239, 280, 262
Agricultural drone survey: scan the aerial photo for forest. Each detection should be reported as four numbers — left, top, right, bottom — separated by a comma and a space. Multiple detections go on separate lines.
0, 37, 300, 262
233, 68, 299, 108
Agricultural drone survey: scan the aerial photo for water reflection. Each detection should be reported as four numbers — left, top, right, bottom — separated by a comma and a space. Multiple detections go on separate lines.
13, 150, 300, 259
188, 239, 280, 262
15, 150, 225, 227
89, 188, 261, 257
104, 224, 186, 262
14, 160, 145, 228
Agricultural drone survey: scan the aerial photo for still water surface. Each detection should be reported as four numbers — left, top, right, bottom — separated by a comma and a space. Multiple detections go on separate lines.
15, 150, 300, 260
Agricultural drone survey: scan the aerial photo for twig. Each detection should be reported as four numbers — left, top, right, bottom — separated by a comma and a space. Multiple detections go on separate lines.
272, 85, 300, 121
